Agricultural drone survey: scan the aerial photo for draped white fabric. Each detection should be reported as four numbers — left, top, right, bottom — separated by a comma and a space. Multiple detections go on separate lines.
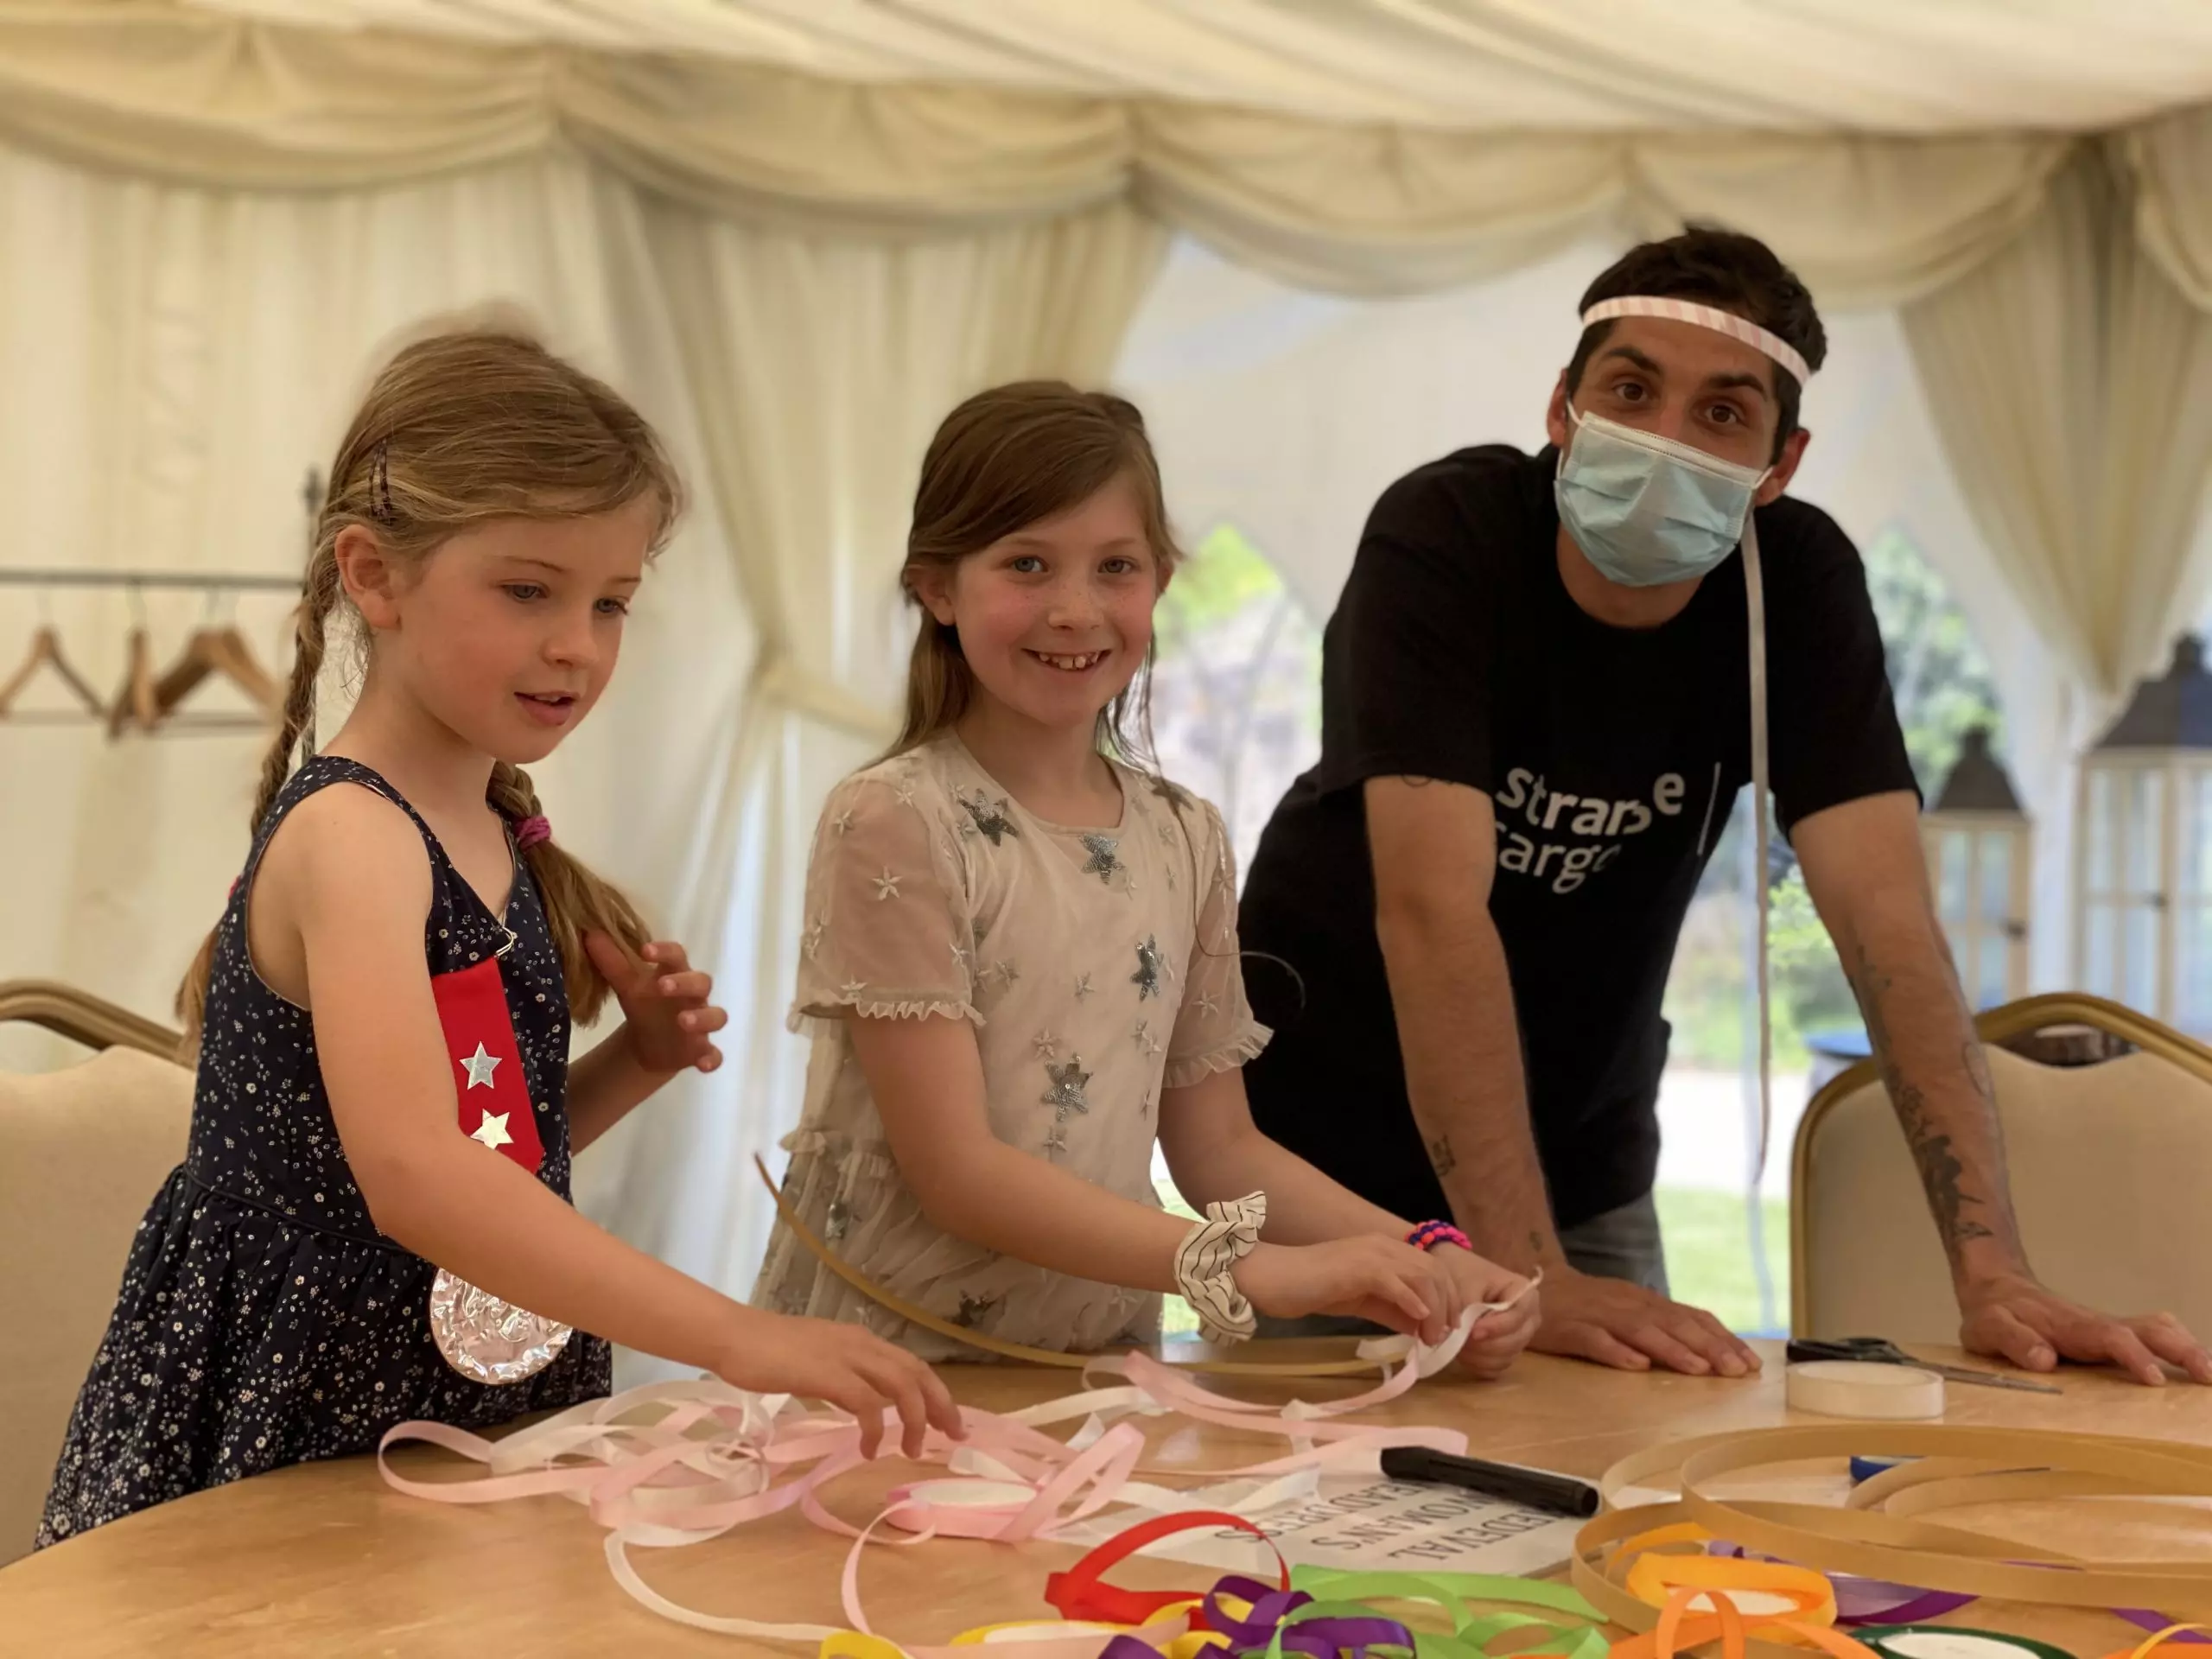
1904, 151, 2212, 703
188, 0, 2212, 134
0, 5, 2075, 298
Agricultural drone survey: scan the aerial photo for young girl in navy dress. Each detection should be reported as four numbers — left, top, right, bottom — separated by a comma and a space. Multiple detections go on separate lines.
751, 382, 1541, 1370
39, 327, 956, 1547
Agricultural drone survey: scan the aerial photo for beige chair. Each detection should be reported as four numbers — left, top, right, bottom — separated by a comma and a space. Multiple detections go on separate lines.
1792, 993, 2212, 1345
0, 981, 191, 1564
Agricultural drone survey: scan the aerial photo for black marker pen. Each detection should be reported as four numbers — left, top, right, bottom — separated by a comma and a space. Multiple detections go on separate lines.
1380, 1446, 1602, 1517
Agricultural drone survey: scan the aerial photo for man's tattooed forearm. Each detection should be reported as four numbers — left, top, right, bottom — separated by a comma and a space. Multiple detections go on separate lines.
1889, 1078, 1995, 1248
1847, 944, 1999, 1254
1427, 1134, 1458, 1179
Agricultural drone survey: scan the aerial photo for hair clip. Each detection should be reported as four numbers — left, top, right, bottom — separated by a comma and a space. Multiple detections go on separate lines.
370, 441, 394, 524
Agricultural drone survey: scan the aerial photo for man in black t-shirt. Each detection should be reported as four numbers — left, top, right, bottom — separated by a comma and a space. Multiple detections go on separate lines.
1238, 229, 2209, 1386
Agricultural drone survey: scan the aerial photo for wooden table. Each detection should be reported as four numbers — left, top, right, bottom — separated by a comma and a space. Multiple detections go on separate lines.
4, 1340, 2209, 1657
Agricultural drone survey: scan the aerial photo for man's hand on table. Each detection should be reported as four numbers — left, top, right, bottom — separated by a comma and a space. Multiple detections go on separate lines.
1958, 1271, 2212, 1386
1529, 1267, 1762, 1377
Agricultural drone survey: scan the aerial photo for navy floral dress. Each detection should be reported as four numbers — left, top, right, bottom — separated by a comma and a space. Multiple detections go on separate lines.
37, 757, 610, 1548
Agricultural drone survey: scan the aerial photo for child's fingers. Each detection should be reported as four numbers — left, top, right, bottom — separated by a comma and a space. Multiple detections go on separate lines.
825, 1379, 887, 1458
583, 929, 642, 983
922, 1372, 965, 1440
678, 1006, 730, 1034
645, 940, 692, 973
696, 1046, 724, 1073
864, 1357, 935, 1460
1372, 1270, 1437, 1344
656, 970, 715, 1001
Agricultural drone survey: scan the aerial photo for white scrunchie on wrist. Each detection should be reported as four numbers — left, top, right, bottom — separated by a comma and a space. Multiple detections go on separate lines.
1174, 1191, 1267, 1344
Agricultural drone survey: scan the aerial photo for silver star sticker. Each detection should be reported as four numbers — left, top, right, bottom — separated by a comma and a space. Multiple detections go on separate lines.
957, 789, 1020, 846
1042, 1057, 1092, 1119
1073, 973, 1095, 1002
872, 868, 902, 901
458, 1043, 500, 1090
469, 1110, 512, 1152
1033, 1029, 1059, 1059
1131, 935, 1166, 1001
1079, 832, 1126, 886
954, 1293, 998, 1328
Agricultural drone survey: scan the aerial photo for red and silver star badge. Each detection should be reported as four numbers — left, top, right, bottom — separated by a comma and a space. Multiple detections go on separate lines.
430, 957, 543, 1173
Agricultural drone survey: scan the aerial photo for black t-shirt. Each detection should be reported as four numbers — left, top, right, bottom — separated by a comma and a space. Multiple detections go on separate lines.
1237, 443, 1916, 1231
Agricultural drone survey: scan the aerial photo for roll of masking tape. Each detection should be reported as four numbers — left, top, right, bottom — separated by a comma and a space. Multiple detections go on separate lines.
1857, 1625, 2075, 1659
1784, 1361, 1944, 1421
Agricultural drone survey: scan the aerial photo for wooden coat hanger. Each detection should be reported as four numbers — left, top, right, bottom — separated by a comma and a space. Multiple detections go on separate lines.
0, 624, 103, 717
147, 604, 280, 724
107, 587, 159, 738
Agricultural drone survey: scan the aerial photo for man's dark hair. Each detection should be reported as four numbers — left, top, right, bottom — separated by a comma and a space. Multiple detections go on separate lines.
1565, 227, 1827, 461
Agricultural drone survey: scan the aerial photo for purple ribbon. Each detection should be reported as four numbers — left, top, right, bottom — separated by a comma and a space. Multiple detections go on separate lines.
1096, 1574, 1415, 1659
1706, 1541, 1974, 1624
2116, 1611, 2211, 1643
1708, 1541, 2205, 1637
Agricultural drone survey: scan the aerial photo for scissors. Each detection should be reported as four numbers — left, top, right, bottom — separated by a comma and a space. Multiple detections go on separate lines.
1786, 1335, 2063, 1395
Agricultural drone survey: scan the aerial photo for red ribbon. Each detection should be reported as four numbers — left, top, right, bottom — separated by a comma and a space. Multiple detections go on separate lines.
1044, 1510, 1285, 1630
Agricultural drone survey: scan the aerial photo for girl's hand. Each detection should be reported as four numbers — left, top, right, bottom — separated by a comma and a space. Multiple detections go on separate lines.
1437, 1248, 1540, 1379
1233, 1236, 1464, 1347
586, 932, 728, 1076
719, 1313, 965, 1459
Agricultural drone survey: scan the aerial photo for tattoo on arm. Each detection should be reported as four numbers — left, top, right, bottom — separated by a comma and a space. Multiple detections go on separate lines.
1427, 1134, 1458, 1179
1847, 944, 1999, 1255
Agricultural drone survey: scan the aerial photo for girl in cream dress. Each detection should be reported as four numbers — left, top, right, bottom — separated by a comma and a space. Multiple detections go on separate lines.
751, 380, 1539, 1374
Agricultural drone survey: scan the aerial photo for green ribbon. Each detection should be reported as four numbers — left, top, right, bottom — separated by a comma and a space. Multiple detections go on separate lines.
1275, 1568, 1611, 1659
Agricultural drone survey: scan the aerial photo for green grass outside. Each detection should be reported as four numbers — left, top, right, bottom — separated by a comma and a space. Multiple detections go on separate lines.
1152, 1182, 1789, 1339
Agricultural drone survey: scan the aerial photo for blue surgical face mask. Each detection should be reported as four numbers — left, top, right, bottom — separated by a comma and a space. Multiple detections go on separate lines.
1554, 404, 1770, 588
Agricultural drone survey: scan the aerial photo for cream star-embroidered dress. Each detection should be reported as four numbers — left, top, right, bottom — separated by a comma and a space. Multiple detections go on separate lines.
749, 733, 1268, 1357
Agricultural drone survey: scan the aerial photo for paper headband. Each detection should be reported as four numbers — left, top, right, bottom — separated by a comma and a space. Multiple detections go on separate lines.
1580, 296, 1814, 387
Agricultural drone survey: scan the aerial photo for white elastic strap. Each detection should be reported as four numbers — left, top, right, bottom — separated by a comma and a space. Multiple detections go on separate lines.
1743, 516, 1773, 1184
1174, 1192, 1266, 1344
1580, 296, 1812, 389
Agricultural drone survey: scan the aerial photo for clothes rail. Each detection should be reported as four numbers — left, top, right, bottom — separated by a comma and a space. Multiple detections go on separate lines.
0, 569, 299, 592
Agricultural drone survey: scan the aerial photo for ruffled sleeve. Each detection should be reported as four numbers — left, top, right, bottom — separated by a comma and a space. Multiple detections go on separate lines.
790, 771, 982, 1029
1163, 798, 1270, 1088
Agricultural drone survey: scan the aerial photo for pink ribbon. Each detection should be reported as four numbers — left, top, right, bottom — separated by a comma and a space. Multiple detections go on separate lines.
378, 1330, 1474, 1645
